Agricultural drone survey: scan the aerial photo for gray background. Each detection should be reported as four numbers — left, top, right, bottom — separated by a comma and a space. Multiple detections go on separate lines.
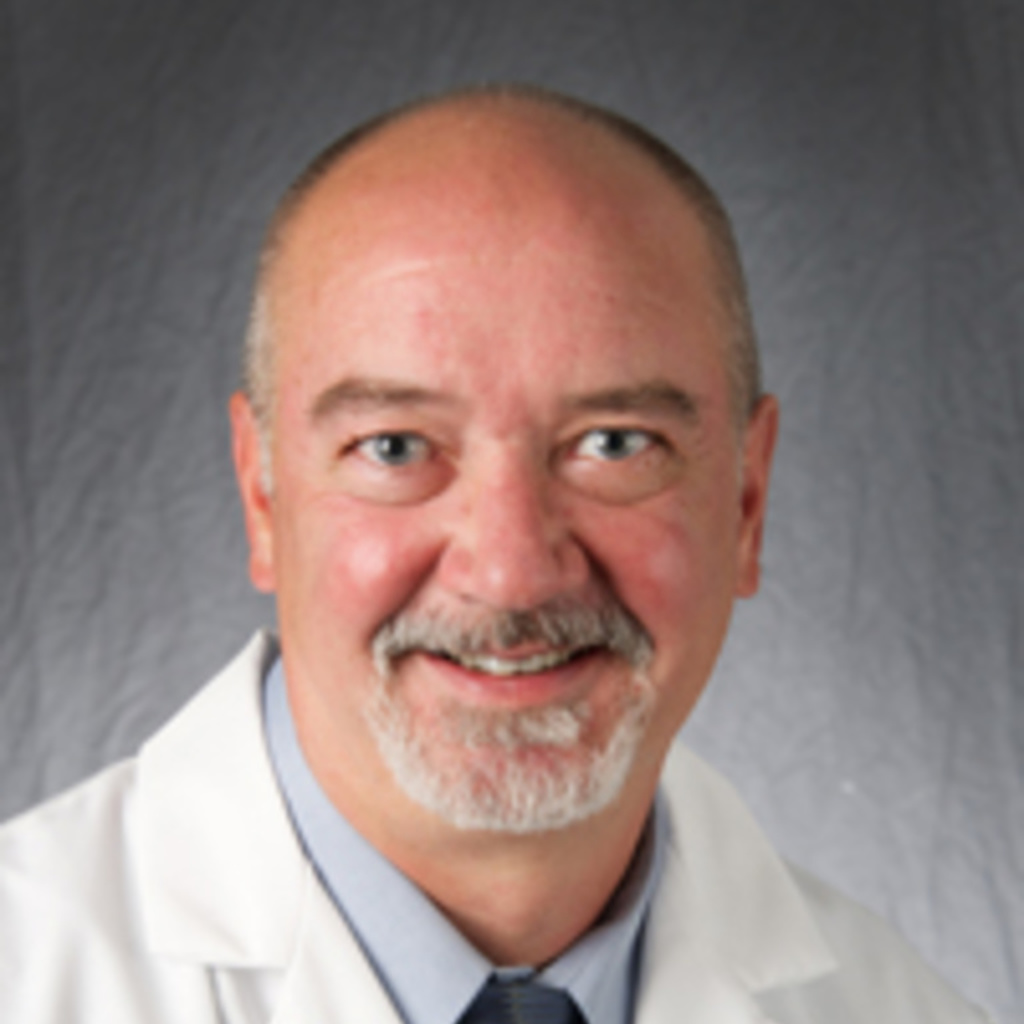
0, 1, 1020, 1019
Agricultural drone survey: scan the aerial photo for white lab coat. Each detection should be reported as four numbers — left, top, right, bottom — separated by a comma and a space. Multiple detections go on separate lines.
0, 633, 989, 1023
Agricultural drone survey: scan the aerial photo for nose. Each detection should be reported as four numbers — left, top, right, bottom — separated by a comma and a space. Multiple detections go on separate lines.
436, 446, 590, 611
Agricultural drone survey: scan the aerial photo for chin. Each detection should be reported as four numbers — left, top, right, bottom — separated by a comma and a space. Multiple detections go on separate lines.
364, 664, 655, 834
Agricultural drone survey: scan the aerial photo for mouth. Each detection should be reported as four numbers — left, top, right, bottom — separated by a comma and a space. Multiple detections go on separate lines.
371, 599, 654, 691
430, 645, 599, 677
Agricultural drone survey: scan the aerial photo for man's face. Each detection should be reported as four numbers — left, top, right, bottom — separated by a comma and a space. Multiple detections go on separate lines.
232, 110, 777, 837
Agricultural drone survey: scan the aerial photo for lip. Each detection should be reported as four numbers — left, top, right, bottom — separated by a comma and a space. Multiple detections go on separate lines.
407, 647, 616, 710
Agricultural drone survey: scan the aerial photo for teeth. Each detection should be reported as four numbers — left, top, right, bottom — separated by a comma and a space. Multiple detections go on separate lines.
452, 649, 577, 676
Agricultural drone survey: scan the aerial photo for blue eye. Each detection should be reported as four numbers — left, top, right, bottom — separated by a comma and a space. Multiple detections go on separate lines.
577, 428, 654, 461
356, 433, 430, 467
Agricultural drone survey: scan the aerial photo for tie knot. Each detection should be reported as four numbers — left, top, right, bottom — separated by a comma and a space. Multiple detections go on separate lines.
459, 976, 585, 1024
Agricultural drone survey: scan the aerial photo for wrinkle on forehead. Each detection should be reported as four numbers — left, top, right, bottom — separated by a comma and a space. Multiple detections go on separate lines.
278, 216, 719, 336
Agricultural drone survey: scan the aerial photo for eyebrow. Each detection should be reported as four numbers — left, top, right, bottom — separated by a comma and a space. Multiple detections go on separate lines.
567, 382, 701, 424
309, 377, 458, 423
308, 377, 700, 426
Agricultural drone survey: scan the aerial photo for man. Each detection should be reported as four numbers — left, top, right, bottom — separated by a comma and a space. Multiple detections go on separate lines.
0, 86, 988, 1022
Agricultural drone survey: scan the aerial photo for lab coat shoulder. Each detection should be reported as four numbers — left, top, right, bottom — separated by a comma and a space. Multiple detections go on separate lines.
648, 745, 991, 1023
0, 634, 400, 1024
0, 760, 217, 1022
762, 864, 992, 1023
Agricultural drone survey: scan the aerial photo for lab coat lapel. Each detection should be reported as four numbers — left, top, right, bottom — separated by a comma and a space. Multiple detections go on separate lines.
135, 633, 304, 968
636, 744, 838, 1023
268, 876, 404, 1024
134, 633, 405, 1022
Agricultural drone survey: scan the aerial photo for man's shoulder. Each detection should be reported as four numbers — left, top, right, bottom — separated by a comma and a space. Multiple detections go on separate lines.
0, 631, 277, 904
0, 635, 279, 1022
0, 758, 170, 1019
768, 864, 991, 1022
0, 757, 140, 917
655, 744, 990, 1023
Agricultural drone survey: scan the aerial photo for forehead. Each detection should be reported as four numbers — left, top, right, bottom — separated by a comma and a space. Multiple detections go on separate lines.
266, 104, 729, 400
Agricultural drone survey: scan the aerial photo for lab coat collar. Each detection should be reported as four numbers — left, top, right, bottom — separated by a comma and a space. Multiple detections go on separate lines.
134, 633, 836, 1019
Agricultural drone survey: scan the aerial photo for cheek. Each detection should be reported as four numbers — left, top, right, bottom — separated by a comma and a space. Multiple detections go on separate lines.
336, 530, 409, 601
588, 506, 739, 745
281, 496, 441, 639
586, 502, 738, 647
597, 514, 699, 623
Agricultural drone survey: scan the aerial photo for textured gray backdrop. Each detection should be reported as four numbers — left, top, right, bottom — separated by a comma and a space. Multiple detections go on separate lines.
0, 1, 1020, 1020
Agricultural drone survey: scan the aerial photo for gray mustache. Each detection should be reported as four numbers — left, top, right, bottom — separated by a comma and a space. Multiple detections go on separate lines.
372, 599, 654, 678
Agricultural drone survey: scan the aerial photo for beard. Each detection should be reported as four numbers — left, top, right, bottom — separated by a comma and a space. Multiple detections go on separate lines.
364, 597, 655, 834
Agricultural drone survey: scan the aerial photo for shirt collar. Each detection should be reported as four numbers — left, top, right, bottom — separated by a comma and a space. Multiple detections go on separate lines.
263, 658, 665, 1024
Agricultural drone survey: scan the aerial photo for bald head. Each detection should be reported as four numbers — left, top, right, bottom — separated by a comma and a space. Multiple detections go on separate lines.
244, 86, 760, 440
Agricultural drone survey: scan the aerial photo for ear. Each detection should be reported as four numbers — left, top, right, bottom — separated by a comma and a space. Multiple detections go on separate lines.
229, 392, 276, 593
735, 395, 779, 597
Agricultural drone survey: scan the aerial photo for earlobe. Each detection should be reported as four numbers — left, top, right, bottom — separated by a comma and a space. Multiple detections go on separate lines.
735, 395, 779, 598
229, 392, 277, 593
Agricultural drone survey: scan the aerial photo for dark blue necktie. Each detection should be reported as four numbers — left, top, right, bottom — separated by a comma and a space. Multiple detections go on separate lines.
458, 977, 585, 1024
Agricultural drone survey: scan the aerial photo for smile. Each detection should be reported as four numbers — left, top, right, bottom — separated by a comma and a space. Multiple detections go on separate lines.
435, 647, 594, 676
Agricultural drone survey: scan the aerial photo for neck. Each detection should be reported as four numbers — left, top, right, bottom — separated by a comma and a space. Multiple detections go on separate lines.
324, 760, 658, 966
437, 820, 655, 964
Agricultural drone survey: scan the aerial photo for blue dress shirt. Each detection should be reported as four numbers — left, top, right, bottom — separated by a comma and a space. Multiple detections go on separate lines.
263, 659, 667, 1024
